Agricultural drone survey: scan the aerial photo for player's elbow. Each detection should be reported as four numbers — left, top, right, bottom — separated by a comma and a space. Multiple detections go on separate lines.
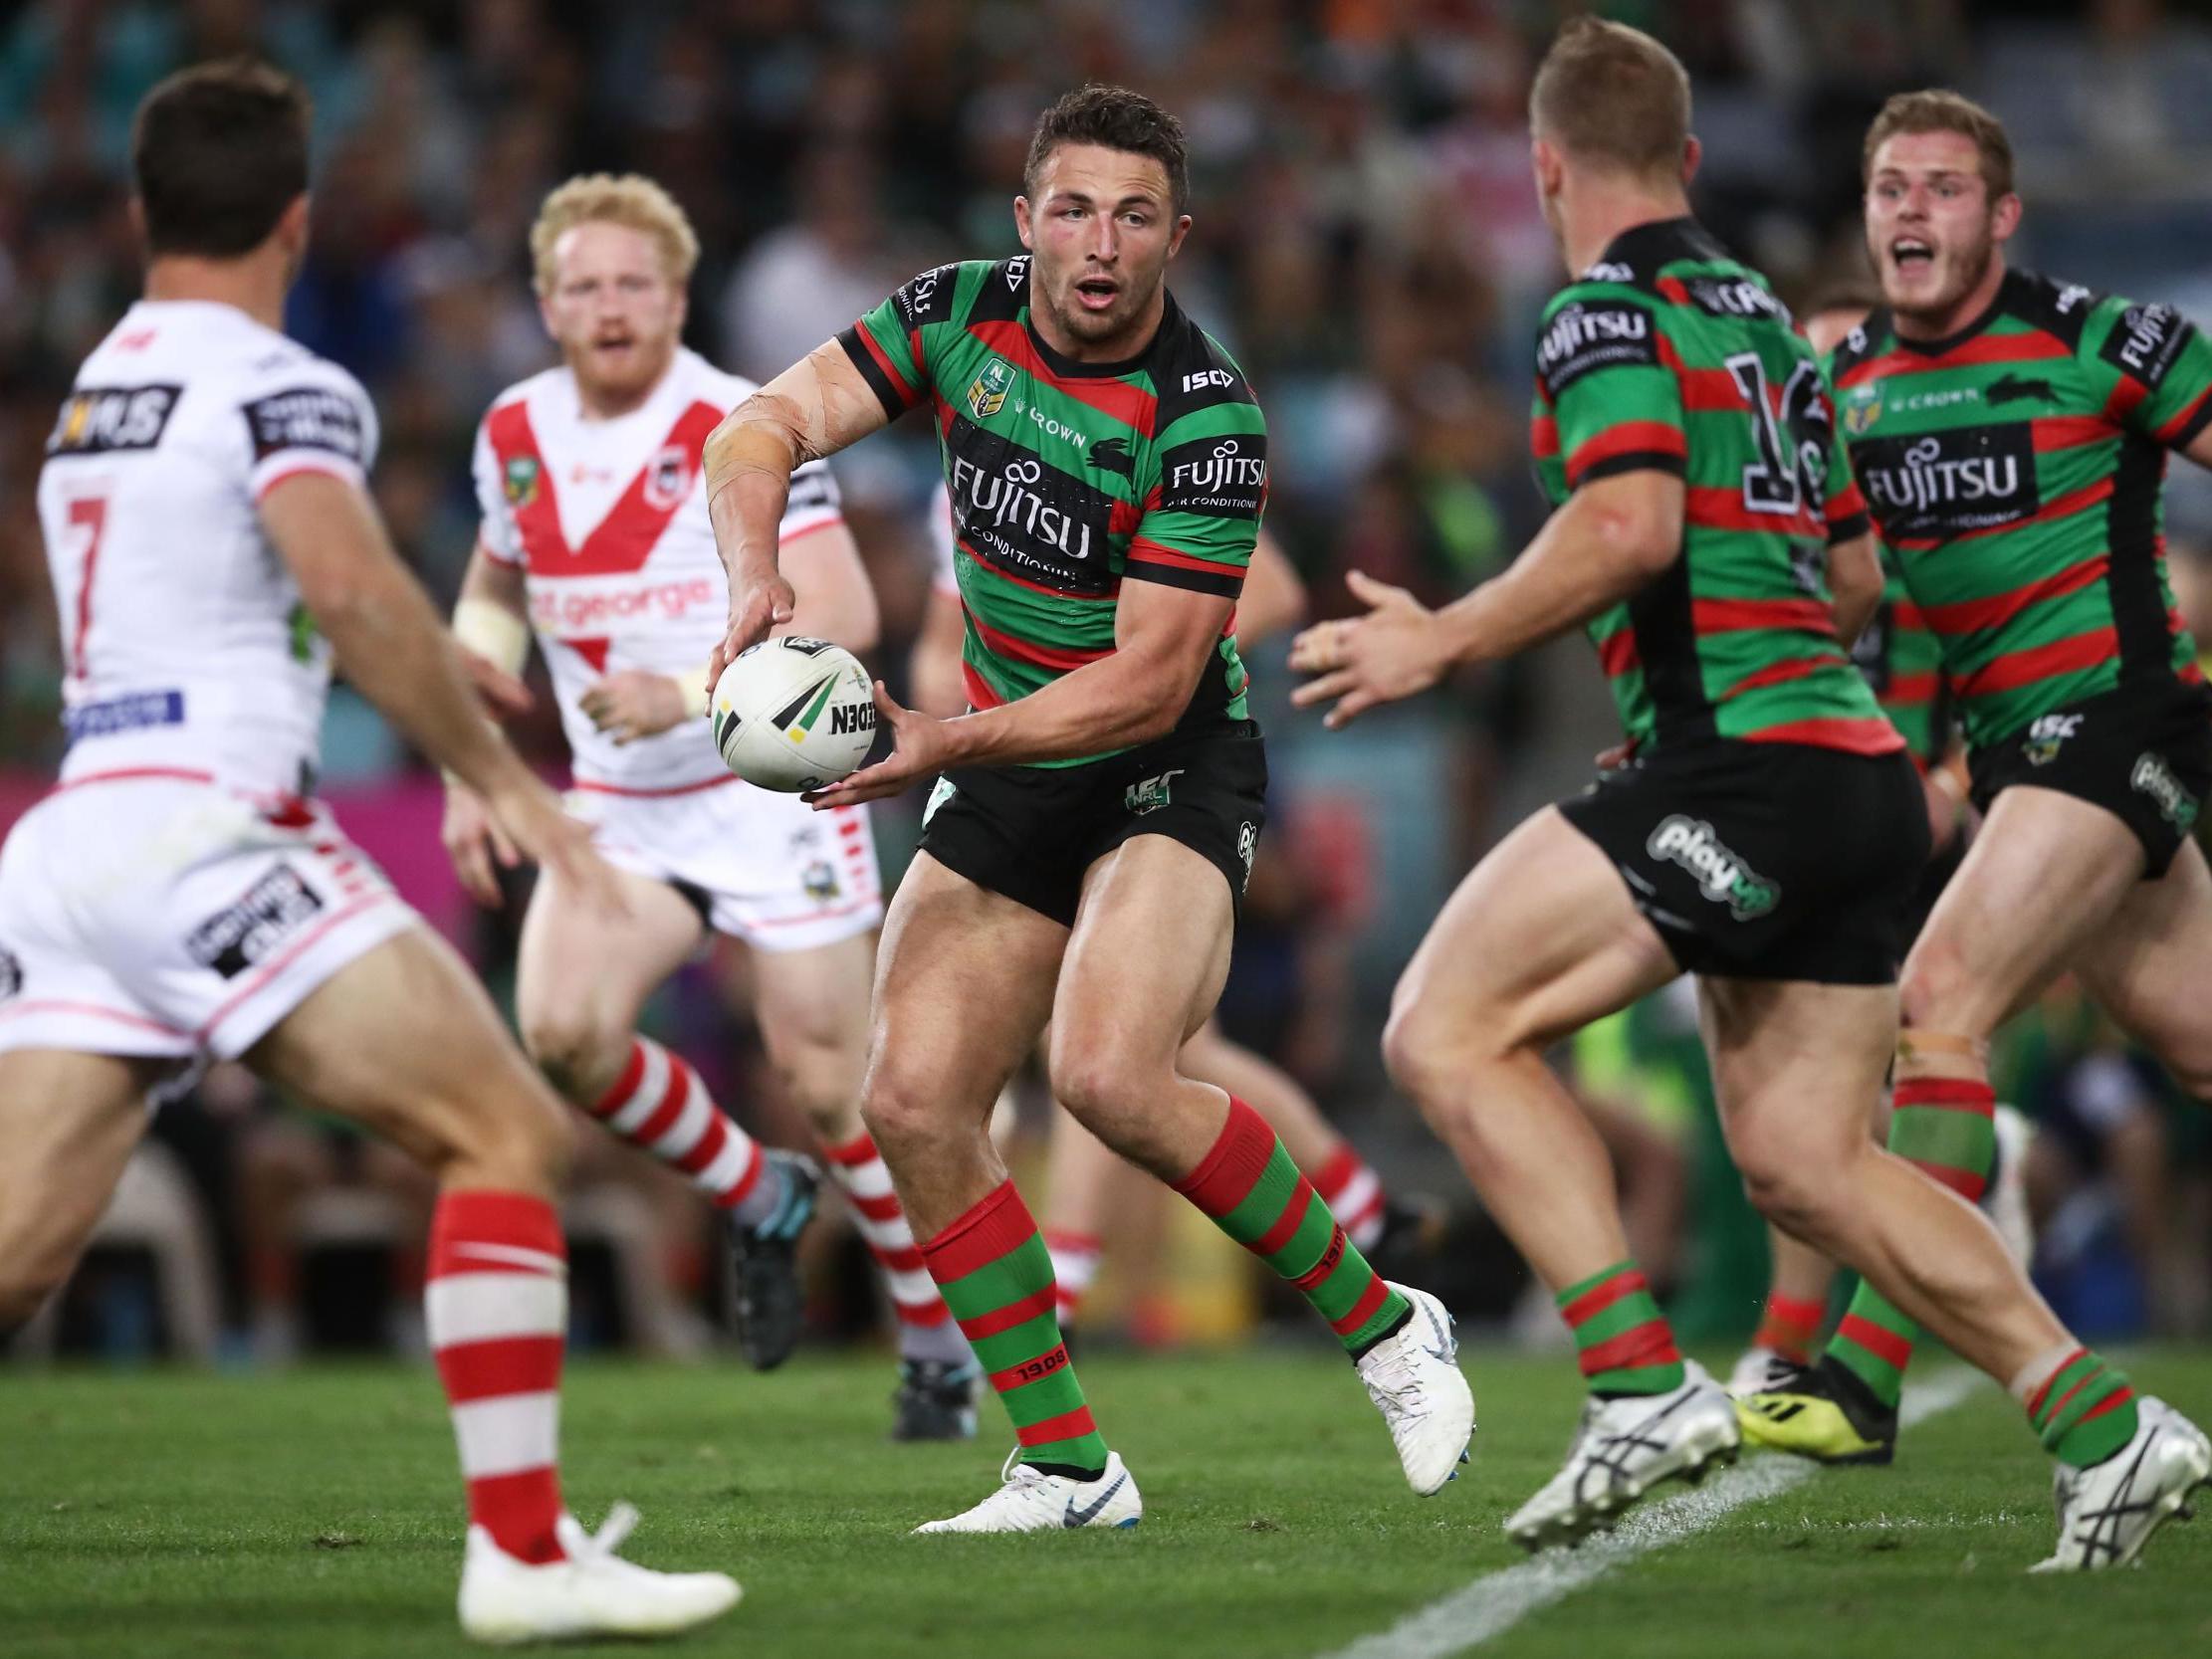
1606, 505, 1682, 578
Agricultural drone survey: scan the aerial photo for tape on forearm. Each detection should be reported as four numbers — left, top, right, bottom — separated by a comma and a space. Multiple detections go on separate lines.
453, 596, 529, 676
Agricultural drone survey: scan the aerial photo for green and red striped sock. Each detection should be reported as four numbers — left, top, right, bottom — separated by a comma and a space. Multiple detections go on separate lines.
1753, 1292, 1826, 1366
1827, 1075, 1997, 1411
921, 1180, 1108, 1478
1172, 1096, 1410, 1356
1559, 1261, 1684, 1397
2017, 1346, 2139, 1468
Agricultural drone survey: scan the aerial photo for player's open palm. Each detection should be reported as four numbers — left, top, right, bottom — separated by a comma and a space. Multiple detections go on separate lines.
1289, 569, 1449, 728
582, 670, 687, 744
802, 681, 946, 808
441, 780, 520, 909
708, 569, 797, 691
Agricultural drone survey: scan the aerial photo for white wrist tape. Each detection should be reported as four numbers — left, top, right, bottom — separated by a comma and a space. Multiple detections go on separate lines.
453, 597, 530, 676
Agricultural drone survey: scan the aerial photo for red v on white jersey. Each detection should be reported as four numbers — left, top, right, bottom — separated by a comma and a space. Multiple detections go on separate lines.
483, 398, 724, 577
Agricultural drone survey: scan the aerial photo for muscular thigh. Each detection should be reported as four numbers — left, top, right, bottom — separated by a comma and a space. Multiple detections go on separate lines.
515, 865, 705, 1044
2071, 837, 2212, 1088
0, 1050, 160, 1280
867, 852, 1066, 1119
1397, 806, 1677, 1054
1905, 784, 2146, 1030
1697, 976, 1896, 1172
1054, 835, 1236, 1072
247, 926, 561, 1169
750, 930, 876, 1106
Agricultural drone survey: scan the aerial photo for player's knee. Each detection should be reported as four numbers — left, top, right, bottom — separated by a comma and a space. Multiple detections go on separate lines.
1047, 1024, 1163, 1134
1733, 1140, 1845, 1241
1382, 991, 1505, 1115
769, 1029, 866, 1134
519, 1007, 627, 1106
858, 1066, 949, 1161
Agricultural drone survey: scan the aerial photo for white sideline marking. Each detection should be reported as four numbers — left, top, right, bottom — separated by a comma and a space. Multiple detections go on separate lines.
1319, 1368, 1983, 1659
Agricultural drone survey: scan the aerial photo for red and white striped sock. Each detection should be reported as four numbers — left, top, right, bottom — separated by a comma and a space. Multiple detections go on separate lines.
822, 1131, 971, 1365
1313, 1143, 1388, 1253
1044, 1228, 1103, 1328
426, 1189, 567, 1564
588, 1037, 768, 1217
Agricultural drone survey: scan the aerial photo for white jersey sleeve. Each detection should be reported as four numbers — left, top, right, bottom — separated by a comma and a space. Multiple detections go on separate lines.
470, 413, 524, 567
237, 355, 378, 502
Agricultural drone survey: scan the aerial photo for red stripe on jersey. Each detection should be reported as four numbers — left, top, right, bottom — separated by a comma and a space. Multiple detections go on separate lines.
1565, 422, 1688, 487
961, 660, 1003, 710
1655, 335, 1743, 410
1685, 488, 1825, 539
2034, 415, 2114, 453
969, 613, 1112, 672
1884, 670, 1940, 705
1827, 477, 1871, 525
1892, 599, 1928, 631
1918, 554, 2109, 637
1125, 537, 1249, 579
482, 399, 725, 577
1958, 628, 2118, 697
854, 318, 919, 410
1691, 595, 1840, 637
1531, 413, 1559, 460
1889, 477, 2115, 551
1739, 716, 1906, 755
53, 765, 216, 793
2104, 376, 2148, 425
1837, 330, 2070, 389
965, 320, 1159, 432
2157, 383, 2212, 444
1721, 650, 1850, 699
1596, 628, 1640, 678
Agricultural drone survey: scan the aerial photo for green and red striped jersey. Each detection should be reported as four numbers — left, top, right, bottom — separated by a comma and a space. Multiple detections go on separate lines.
1531, 218, 1900, 757
1828, 269, 2212, 750
838, 257, 1264, 766
1850, 549, 1951, 765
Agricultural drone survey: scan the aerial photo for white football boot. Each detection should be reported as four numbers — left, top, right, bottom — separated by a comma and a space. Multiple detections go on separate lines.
1988, 1104, 2037, 1269
2033, 1396, 2210, 1571
457, 1504, 741, 1645
1506, 1360, 1740, 1552
913, 1448, 1142, 1535
1355, 1282, 1477, 1495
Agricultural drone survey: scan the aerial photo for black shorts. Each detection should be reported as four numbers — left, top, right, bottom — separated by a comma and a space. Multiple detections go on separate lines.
917, 722, 1267, 928
1560, 740, 1930, 985
1968, 678, 2212, 879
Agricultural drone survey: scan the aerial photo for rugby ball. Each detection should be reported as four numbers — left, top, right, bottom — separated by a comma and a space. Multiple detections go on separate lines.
711, 638, 878, 792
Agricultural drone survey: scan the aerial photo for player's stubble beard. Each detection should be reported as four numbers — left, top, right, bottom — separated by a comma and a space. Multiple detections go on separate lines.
1884, 215, 1998, 331
1036, 254, 1166, 357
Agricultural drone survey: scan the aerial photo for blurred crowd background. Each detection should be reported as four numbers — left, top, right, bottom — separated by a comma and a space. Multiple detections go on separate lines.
6, 0, 2212, 1366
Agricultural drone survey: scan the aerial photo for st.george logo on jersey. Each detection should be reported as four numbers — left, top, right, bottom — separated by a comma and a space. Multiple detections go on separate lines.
643, 444, 692, 511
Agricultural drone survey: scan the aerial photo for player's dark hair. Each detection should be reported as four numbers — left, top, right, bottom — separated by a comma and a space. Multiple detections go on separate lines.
1024, 85, 1189, 214
132, 59, 312, 259
1529, 16, 1691, 180
1864, 90, 2014, 202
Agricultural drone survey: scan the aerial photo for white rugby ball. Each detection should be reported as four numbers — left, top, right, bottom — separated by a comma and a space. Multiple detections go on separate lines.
710, 638, 878, 792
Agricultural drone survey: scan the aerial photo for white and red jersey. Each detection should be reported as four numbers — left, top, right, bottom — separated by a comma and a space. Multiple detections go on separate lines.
37, 299, 378, 796
473, 348, 842, 792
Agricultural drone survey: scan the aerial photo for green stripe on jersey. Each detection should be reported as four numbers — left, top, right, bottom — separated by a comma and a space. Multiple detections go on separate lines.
841, 258, 1263, 766
1828, 269, 2212, 751
1531, 217, 1900, 757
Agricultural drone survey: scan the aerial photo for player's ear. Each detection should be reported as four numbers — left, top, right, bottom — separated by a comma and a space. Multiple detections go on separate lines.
276, 194, 312, 274
1990, 191, 2023, 244
1529, 136, 1565, 201
1680, 133, 1702, 188
1013, 194, 1035, 251
1166, 213, 1193, 260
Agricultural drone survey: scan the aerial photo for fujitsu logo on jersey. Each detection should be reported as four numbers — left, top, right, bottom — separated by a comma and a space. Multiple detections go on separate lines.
1167, 438, 1267, 496
1855, 428, 2038, 538
1159, 435, 1268, 518
2101, 302, 2191, 387
949, 453, 1094, 564
1537, 300, 1658, 393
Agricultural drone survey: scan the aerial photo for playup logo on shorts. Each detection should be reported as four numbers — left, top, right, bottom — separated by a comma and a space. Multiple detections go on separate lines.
2131, 752, 2200, 830
1645, 815, 1779, 920
2024, 712, 2085, 766
1236, 821, 1259, 891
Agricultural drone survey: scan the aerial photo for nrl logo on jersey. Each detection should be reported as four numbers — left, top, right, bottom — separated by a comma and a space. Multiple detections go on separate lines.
967, 357, 1015, 420
504, 454, 541, 508
643, 443, 692, 511
1842, 382, 1881, 437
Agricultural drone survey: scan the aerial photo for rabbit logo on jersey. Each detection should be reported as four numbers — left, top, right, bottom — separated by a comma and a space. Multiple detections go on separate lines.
1646, 815, 1780, 919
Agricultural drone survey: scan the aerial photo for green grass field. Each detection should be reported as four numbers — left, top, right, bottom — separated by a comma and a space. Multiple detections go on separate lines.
3, 1347, 2207, 1659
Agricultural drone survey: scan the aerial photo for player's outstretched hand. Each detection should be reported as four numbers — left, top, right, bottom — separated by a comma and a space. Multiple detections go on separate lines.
582, 670, 689, 745
1288, 569, 1451, 728
440, 780, 520, 909
457, 646, 535, 719
801, 682, 943, 809
484, 775, 628, 922
707, 568, 798, 693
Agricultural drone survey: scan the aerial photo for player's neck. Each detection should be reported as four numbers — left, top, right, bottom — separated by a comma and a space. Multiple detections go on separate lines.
1560, 181, 1693, 278
569, 348, 678, 422
1892, 254, 2009, 343
1030, 287, 1167, 366
142, 253, 289, 333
